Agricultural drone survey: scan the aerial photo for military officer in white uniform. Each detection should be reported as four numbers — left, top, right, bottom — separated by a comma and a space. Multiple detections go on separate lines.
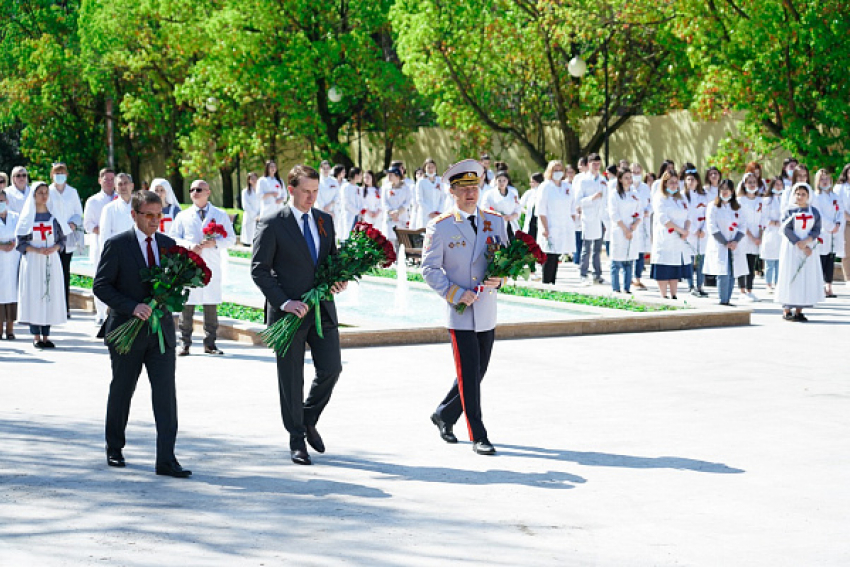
421, 159, 508, 456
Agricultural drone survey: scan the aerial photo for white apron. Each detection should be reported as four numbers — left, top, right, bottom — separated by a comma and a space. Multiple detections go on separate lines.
777, 207, 825, 307
0, 212, 22, 304
704, 203, 749, 277
18, 214, 66, 326
607, 189, 642, 261
535, 180, 576, 255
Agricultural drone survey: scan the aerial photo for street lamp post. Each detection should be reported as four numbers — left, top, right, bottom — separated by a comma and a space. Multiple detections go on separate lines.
568, 51, 610, 164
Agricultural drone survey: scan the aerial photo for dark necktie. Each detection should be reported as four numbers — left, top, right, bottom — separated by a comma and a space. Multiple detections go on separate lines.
199, 208, 206, 221
469, 215, 477, 234
145, 236, 156, 268
302, 213, 318, 265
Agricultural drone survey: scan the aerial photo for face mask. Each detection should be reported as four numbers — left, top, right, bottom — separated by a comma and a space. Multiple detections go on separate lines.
745, 187, 757, 194
772, 189, 782, 194
720, 194, 732, 202
820, 185, 830, 191
633, 173, 643, 183
665, 187, 678, 195
786, 167, 795, 175
53, 174, 67, 185
428, 173, 435, 179
0, 202, 6, 214
552, 171, 564, 181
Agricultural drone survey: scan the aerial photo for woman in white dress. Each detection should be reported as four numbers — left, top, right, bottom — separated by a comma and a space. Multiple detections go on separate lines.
705, 179, 750, 306
239, 172, 260, 245
318, 164, 344, 232
520, 172, 544, 239
49, 163, 84, 317
360, 171, 382, 228
682, 167, 710, 297
413, 158, 445, 230
650, 170, 693, 299
536, 160, 576, 284
0, 189, 21, 339
811, 169, 845, 298
736, 173, 764, 301
150, 177, 181, 236
15, 182, 70, 349
257, 160, 286, 217
607, 169, 642, 293
481, 171, 521, 237
381, 166, 412, 247
777, 183, 824, 321
836, 163, 850, 287
760, 178, 785, 293
341, 166, 363, 239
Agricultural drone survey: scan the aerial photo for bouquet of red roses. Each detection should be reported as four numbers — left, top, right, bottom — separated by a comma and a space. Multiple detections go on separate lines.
260, 222, 396, 357
455, 230, 547, 314
107, 245, 211, 354
203, 219, 228, 240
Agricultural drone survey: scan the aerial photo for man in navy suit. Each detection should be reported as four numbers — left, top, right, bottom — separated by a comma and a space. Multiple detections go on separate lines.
252, 164, 347, 466
93, 190, 191, 478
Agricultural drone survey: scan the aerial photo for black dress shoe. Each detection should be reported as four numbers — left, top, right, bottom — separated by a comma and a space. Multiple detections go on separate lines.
42, 340, 56, 349
290, 448, 312, 465
155, 461, 192, 478
106, 448, 126, 467
33, 339, 44, 350
305, 424, 325, 453
430, 412, 458, 444
204, 346, 224, 355
177, 346, 190, 357
472, 439, 496, 455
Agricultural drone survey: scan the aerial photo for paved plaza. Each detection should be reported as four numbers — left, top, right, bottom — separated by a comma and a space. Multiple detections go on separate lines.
1, 279, 849, 566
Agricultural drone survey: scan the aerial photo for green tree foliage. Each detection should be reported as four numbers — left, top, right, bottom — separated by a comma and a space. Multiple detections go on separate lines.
391, 0, 689, 166
677, 0, 850, 172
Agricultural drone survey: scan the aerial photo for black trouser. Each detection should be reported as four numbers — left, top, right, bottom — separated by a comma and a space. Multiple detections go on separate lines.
275, 308, 341, 448
105, 334, 178, 465
59, 251, 73, 314
821, 253, 835, 283
527, 215, 538, 239
179, 304, 219, 348
436, 329, 495, 442
737, 254, 758, 289
543, 253, 560, 284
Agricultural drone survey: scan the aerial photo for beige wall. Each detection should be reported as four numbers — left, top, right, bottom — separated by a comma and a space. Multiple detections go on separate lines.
165, 110, 787, 204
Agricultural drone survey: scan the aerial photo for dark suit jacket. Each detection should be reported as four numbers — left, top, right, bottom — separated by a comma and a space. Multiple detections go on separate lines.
251, 206, 338, 325
93, 228, 178, 349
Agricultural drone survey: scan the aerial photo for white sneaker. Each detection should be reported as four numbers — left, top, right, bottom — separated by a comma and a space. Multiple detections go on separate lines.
747, 292, 759, 302
581, 276, 592, 286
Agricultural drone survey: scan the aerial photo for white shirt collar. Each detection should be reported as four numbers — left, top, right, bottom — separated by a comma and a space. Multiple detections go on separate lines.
457, 208, 478, 220
291, 203, 312, 218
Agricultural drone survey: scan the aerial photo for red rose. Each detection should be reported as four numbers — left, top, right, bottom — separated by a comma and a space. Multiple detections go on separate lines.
817, 237, 824, 244
668, 228, 675, 234
360, 209, 367, 215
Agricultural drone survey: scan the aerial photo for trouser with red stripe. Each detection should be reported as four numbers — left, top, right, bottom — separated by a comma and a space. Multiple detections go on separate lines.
436, 329, 495, 442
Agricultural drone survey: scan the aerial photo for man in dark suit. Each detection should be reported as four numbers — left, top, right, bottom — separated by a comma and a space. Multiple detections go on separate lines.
93, 190, 191, 478
251, 164, 347, 465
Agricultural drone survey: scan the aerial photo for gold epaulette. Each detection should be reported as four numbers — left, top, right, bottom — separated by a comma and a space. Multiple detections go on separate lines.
434, 212, 454, 223
482, 208, 503, 217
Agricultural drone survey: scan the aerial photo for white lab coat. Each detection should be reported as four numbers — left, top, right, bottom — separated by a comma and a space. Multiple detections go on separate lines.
575, 174, 608, 240
520, 188, 537, 232
651, 195, 693, 266
170, 204, 236, 305
413, 176, 446, 230
49, 184, 84, 254
83, 190, 117, 264
361, 186, 382, 228
760, 195, 784, 261
704, 202, 750, 277
481, 186, 521, 232
685, 191, 710, 256
737, 196, 764, 255
341, 181, 362, 238
240, 188, 261, 245
0, 211, 21, 304
812, 190, 846, 257
5, 186, 30, 215
607, 188, 643, 261
381, 184, 412, 240
258, 176, 286, 217
98, 197, 134, 248
535, 179, 576, 254
632, 181, 652, 253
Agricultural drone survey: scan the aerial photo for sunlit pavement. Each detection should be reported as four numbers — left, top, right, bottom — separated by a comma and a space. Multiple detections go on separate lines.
1, 280, 848, 565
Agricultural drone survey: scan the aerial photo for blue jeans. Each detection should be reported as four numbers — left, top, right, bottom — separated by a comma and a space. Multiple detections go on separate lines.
686, 255, 706, 290
30, 325, 51, 336
717, 251, 734, 304
573, 231, 583, 264
611, 261, 634, 292
635, 252, 646, 279
765, 259, 778, 286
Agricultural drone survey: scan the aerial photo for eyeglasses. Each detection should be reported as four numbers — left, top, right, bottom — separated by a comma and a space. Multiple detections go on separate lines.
137, 212, 163, 220
189, 187, 207, 194
13, 174, 27, 178
0, 180, 6, 185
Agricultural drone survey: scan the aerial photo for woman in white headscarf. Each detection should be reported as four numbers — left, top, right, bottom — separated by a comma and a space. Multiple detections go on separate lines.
15, 181, 70, 349
150, 178, 181, 234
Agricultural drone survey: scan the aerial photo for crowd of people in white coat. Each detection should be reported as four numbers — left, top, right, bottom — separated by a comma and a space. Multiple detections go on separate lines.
0, 165, 235, 350
239, 154, 849, 322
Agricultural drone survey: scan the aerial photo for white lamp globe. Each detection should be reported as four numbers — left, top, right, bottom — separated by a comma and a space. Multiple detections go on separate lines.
328, 87, 342, 103
205, 97, 219, 112
568, 57, 587, 78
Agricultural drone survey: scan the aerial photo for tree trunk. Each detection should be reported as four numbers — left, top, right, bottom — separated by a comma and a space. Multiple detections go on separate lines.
169, 167, 184, 204
219, 165, 234, 208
